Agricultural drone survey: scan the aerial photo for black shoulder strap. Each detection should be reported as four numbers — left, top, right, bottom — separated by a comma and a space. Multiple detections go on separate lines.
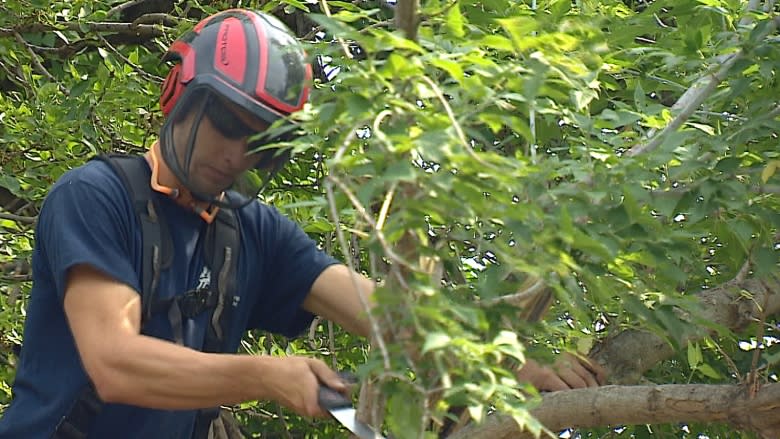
203, 207, 240, 352
95, 154, 173, 323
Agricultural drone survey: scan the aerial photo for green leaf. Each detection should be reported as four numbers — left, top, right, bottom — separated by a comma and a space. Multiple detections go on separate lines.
467, 404, 484, 423
430, 58, 465, 84
478, 35, 515, 52
0, 175, 21, 194
761, 160, 779, 183
752, 246, 778, 277
280, 0, 311, 12
496, 16, 538, 49
697, 363, 723, 379
549, 0, 572, 18
715, 157, 740, 173
687, 342, 702, 369
422, 332, 451, 353
446, 2, 466, 38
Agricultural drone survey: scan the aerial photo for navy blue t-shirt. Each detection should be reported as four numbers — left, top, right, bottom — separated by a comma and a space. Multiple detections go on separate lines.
0, 158, 338, 438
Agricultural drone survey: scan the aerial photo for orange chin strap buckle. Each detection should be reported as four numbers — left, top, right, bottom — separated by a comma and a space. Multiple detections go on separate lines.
145, 142, 221, 224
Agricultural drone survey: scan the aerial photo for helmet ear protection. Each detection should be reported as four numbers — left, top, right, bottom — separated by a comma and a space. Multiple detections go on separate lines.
160, 63, 182, 116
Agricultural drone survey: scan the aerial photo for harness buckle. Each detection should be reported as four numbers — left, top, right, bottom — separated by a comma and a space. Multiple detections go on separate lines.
177, 289, 216, 319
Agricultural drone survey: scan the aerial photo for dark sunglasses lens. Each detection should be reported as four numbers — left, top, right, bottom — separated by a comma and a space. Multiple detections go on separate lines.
205, 100, 256, 139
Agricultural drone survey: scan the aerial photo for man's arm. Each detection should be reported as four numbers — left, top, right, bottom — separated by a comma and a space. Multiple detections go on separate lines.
303, 264, 376, 339
302, 265, 606, 391
64, 264, 346, 416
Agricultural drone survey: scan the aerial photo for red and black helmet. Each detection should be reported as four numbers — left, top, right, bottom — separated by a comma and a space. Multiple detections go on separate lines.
157, 9, 312, 208
160, 9, 311, 124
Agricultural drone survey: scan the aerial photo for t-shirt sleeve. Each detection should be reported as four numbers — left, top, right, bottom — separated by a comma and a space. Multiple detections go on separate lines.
38, 163, 140, 301
247, 207, 339, 337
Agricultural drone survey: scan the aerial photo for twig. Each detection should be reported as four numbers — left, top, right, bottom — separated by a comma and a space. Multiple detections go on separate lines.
307, 316, 321, 346
736, 258, 752, 283
274, 403, 294, 439
481, 277, 546, 307
328, 320, 337, 369
328, 175, 415, 269
626, 53, 741, 157
106, 0, 156, 18
318, 0, 354, 59
420, 75, 491, 168
746, 288, 770, 398
0, 211, 37, 224
375, 182, 396, 231
711, 339, 743, 381
324, 179, 391, 370
13, 31, 69, 96
96, 33, 164, 82
627, 17, 780, 157
132, 13, 180, 27
0, 60, 27, 91
332, 125, 359, 162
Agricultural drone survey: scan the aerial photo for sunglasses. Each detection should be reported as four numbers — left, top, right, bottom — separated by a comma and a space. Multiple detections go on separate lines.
204, 97, 296, 147
203, 97, 261, 140
201, 96, 295, 170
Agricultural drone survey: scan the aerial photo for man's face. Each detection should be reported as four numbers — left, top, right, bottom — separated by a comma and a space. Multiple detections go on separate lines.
172, 95, 272, 196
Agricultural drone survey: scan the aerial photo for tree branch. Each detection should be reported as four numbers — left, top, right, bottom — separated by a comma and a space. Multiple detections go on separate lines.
626, 16, 780, 157
0, 211, 37, 224
394, 0, 420, 41
13, 31, 70, 96
449, 382, 780, 439
0, 21, 167, 39
107, 0, 160, 18
590, 276, 780, 384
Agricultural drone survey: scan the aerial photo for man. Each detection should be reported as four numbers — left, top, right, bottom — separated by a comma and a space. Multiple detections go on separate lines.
0, 8, 603, 438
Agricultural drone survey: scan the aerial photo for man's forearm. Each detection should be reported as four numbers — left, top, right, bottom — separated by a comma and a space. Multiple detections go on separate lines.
90, 333, 272, 410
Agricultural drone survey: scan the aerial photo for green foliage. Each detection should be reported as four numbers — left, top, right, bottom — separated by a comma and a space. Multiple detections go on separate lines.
0, 0, 778, 437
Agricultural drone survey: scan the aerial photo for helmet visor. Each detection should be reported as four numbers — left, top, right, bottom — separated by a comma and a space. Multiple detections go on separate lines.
163, 87, 296, 208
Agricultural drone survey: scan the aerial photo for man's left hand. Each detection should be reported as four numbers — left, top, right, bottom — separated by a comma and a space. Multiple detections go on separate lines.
516, 353, 607, 392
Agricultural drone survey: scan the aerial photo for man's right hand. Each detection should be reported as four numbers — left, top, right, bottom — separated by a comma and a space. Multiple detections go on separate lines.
258, 356, 348, 418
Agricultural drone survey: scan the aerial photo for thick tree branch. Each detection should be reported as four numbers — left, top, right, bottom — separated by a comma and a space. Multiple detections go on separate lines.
449, 382, 780, 439
447, 275, 780, 438
591, 276, 780, 384
395, 0, 420, 41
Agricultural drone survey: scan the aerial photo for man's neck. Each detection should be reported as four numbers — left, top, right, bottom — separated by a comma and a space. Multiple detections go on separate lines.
144, 141, 220, 223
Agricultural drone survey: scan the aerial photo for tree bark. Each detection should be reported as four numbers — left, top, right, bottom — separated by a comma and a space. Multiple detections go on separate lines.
591, 276, 780, 384
448, 274, 780, 438
448, 382, 780, 439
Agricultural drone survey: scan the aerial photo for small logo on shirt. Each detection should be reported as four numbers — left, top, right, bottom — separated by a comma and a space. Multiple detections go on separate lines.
197, 267, 211, 290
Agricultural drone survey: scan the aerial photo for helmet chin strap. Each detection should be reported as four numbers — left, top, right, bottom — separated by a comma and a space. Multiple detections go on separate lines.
145, 142, 221, 224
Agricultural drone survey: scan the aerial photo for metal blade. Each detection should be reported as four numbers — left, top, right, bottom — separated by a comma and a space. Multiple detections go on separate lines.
329, 406, 386, 439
